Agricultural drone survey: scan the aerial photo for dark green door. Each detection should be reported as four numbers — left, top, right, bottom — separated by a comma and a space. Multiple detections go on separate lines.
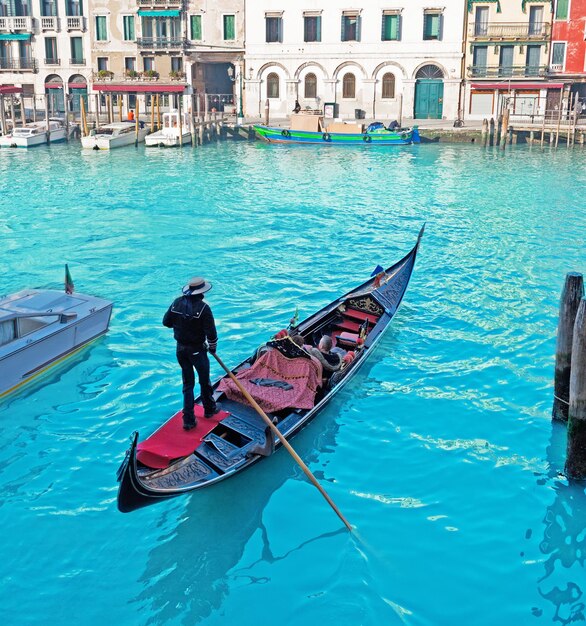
414, 79, 444, 119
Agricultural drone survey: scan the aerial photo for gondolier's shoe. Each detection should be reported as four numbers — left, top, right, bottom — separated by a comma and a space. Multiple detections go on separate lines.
183, 421, 197, 431
204, 404, 219, 419
183, 414, 197, 430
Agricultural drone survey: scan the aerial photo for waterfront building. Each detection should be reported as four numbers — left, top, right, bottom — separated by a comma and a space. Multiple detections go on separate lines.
86, 0, 245, 118
243, 0, 466, 123
0, 0, 91, 117
464, 1, 561, 121
549, 0, 586, 102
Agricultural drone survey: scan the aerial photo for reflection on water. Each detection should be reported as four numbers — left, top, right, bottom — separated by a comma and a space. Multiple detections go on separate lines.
133, 405, 343, 624
536, 423, 586, 624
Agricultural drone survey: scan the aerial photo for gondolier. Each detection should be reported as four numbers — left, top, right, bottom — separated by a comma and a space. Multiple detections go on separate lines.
163, 277, 218, 430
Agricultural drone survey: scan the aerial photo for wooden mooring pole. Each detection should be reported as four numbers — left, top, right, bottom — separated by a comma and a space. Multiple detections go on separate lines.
481, 118, 488, 147
264, 98, 270, 126
489, 117, 495, 146
553, 273, 584, 421
500, 109, 509, 149
566, 297, 586, 480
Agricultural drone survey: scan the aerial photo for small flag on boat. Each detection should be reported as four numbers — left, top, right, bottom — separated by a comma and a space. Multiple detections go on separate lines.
289, 305, 299, 329
370, 265, 384, 277
65, 264, 74, 294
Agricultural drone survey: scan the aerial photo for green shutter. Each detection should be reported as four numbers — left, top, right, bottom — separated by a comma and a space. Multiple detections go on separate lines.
555, 0, 568, 19
123, 16, 134, 41
190, 14, 201, 40
316, 16, 321, 41
96, 15, 106, 41
224, 14, 235, 40
71, 36, 82, 60
382, 14, 399, 40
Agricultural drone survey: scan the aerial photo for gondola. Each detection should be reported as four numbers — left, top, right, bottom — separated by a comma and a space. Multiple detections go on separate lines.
116, 226, 424, 513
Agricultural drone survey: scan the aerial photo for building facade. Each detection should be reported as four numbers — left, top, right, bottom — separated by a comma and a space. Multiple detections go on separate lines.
243, 0, 466, 122
0, 0, 91, 116
550, 0, 586, 101
464, 1, 559, 121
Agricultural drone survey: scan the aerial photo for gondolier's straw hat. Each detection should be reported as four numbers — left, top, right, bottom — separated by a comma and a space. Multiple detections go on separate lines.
182, 276, 212, 296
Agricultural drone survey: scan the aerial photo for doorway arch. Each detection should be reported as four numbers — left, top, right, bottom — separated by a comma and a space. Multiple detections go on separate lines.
414, 64, 444, 119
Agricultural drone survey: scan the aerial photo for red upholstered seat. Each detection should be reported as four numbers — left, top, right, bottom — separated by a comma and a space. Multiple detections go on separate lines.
345, 308, 379, 324
136, 405, 230, 469
335, 318, 362, 333
335, 331, 359, 347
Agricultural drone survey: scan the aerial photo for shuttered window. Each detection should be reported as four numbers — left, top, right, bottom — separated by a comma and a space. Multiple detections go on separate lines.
382, 73, 395, 99
266, 16, 282, 42
304, 73, 317, 98
382, 13, 400, 41
423, 12, 441, 40
342, 73, 355, 98
341, 12, 360, 42
304, 15, 321, 42
123, 15, 135, 41
70, 36, 83, 62
223, 14, 235, 41
267, 72, 279, 98
190, 14, 201, 40
555, 0, 568, 19
95, 15, 107, 41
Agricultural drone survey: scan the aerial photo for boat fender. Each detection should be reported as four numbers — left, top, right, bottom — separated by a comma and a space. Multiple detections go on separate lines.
281, 129, 291, 137
401, 131, 408, 140
363, 135, 372, 143
322, 133, 331, 142
10, 143, 17, 148
92, 145, 99, 151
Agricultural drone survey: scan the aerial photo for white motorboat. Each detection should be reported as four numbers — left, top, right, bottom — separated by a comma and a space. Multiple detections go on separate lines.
145, 110, 192, 147
81, 121, 149, 150
0, 119, 66, 148
0, 288, 113, 398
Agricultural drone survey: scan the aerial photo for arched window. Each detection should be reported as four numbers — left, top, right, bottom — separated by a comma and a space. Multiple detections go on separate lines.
381, 72, 395, 99
415, 64, 444, 79
342, 73, 355, 98
304, 72, 317, 99
267, 72, 280, 98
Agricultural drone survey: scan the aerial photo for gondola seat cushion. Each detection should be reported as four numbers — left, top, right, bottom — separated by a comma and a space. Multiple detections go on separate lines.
335, 331, 359, 347
137, 406, 229, 469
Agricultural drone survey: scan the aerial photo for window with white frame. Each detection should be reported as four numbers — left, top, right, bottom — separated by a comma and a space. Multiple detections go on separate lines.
190, 14, 202, 40
223, 14, 235, 41
123, 15, 135, 41
265, 12, 283, 43
95, 15, 107, 41
342, 73, 356, 98
341, 11, 360, 42
304, 11, 321, 42
382, 72, 395, 98
423, 9, 442, 41
304, 73, 317, 98
267, 72, 279, 98
382, 10, 401, 41
551, 41, 566, 69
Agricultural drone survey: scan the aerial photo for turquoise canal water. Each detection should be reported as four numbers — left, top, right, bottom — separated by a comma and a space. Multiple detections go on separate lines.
1, 140, 585, 625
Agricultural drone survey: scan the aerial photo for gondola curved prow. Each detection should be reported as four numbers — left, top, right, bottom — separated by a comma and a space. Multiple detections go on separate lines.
116, 431, 143, 513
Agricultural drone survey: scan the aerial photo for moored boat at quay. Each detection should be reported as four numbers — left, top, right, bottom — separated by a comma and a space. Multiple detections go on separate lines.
254, 114, 420, 146
81, 121, 149, 150
0, 287, 113, 398
145, 109, 192, 147
116, 226, 424, 513
0, 119, 66, 148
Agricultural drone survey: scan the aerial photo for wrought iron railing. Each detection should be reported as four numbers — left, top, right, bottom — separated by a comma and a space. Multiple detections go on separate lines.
91, 70, 187, 84
0, 57, 37, 71
44, 57, 60, 65
136, 37, 185, 49
70, 57, 85, 65
469, 21, 549, 39
137, 0, 183, 6
467, 65, 548, 78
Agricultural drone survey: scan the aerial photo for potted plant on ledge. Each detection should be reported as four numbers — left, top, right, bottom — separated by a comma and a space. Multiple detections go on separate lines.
125, 69, 140, 80
169, 70, 186, 81
142, 69, 159, 81
96, 69, 114, 81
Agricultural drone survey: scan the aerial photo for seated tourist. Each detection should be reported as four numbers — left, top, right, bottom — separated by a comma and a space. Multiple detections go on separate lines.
308, 336, 342, 379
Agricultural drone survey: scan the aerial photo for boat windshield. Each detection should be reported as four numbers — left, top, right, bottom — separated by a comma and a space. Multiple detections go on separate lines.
95, 128, 115, 136
12, 128, 36, 137
0, 319, 16, 346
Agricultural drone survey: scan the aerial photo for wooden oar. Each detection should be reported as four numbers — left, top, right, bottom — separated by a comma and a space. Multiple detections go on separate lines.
211, 351, 352, 532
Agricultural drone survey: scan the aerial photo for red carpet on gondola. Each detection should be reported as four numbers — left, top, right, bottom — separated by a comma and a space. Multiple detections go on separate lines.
136, 406, 229, 469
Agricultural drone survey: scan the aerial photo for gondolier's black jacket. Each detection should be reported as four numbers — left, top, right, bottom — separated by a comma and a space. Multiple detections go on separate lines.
162, 295, 218, 352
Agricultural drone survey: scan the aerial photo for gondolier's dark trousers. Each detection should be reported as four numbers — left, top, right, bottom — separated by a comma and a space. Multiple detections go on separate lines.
176, 344, 216, 423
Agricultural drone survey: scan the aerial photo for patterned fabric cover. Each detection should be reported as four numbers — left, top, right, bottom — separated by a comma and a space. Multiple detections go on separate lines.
218, 348, 322, 412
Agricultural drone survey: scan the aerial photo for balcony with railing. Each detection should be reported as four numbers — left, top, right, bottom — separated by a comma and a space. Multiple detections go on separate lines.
70, 57, 85, 65
91, 69, 187, 85
44, 57, 60, 65
136, 37, 185, 50
66, 17, 85, 31
467, 65, 548, 78
0, 57, 37, 72
0, 16, 34, 32
40, 16, 59, 31
469, 22, 550, 40
137, 0, 183, 7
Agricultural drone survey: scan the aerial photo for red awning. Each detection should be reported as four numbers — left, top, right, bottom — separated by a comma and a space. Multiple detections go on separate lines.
45, 83, 64, 89
68, 83, 87, 89
471, 82, 565, 90
0, 85, 23, 95
92, 84, 186, 93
